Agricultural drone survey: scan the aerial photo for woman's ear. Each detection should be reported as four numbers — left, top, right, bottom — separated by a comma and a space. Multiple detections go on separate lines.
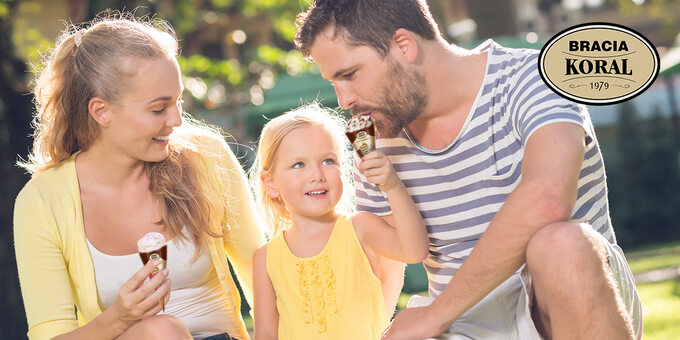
88, 97, 110, 127
392, 28, 419, 63
260, 171, 280, 198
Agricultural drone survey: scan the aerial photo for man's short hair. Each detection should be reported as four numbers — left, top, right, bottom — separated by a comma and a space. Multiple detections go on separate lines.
295, 0, 440, 60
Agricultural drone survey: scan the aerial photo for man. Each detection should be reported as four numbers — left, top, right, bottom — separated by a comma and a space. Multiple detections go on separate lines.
295, 1, 642, 339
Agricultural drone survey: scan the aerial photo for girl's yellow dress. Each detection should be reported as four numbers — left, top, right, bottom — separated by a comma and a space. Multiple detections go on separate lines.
266, 215, 389, 339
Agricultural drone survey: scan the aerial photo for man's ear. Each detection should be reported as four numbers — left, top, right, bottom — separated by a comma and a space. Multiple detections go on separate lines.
392, 28, 419, 63
260, 171, 280, 198
88, 97, 111, 127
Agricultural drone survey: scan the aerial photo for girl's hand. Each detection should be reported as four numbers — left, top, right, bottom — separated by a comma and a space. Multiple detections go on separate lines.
358, 151, 402, 193
112, 259, 171, 326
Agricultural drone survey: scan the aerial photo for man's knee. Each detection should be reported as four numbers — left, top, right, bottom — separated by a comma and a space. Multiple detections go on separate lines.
526, 222, 606, 275
124, 315, 192, 340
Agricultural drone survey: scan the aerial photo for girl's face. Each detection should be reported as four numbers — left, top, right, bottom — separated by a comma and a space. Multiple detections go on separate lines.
100, 56, 184, 163
266, 124, 344, 221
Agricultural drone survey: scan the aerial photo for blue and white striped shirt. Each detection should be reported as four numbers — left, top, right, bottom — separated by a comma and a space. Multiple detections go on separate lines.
353, 40, 615, 297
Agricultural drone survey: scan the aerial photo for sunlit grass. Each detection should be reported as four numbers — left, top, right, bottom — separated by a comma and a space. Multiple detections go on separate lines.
627, 241, 680, 339
637, 279, 680, 340
397, 290, 427, 310
626, 241, 680, 274
629, 253, 680, 275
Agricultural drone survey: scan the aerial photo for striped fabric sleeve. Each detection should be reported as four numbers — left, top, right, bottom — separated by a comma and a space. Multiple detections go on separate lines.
353, 157, 392, 216
509, 60, 593, 147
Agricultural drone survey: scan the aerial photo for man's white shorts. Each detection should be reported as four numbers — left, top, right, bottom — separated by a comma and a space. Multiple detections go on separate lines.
406, 231, 642, 339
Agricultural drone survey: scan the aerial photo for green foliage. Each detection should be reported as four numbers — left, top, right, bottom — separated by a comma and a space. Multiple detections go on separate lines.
611, 0, 680, 30
11, 1, 53, 69
273, 12, 298, 42
158, 0, 315, 115
9, 0, 316, 116
0, 3, 9, 18
211, 0, 235, 9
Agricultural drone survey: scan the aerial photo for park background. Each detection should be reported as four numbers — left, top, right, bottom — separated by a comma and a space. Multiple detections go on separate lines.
1, 0, 679, 338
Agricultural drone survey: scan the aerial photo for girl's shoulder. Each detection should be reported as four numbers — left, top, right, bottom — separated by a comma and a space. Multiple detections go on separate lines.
350, 211, 381, 237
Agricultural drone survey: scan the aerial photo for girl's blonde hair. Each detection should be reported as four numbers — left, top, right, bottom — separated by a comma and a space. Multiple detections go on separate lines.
250, 103, 354, 238
20, 14, 229, 253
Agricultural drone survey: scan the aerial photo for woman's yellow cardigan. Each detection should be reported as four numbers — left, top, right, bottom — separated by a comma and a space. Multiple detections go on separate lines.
14, 138, 265, 340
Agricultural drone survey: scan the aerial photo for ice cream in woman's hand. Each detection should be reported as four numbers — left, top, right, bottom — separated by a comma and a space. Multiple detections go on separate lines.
137, 232, 167, 311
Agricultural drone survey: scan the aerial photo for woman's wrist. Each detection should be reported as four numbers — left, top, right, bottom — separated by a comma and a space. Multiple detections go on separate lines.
93, 306, 133, 339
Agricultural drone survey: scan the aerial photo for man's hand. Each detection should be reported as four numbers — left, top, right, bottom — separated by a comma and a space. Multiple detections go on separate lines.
382, 306, 446, 340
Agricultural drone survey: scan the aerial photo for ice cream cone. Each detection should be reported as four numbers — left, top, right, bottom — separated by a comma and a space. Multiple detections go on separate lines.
137, 232, 167, 311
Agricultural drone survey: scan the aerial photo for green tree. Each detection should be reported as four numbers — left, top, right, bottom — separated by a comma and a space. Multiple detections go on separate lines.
611, 0, 680, 38
156, 0, 315, 128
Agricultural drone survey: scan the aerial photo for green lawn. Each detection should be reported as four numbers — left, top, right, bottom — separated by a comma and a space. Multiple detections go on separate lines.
628, 240, 680, 340
637, 279, 680, 340
626, 241, 680, 274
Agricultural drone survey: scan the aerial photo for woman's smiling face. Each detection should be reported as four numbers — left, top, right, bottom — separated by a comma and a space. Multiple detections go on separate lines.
100, 56, 184, 163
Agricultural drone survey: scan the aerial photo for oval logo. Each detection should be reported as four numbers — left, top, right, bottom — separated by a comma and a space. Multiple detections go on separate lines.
538, 23, 659, 105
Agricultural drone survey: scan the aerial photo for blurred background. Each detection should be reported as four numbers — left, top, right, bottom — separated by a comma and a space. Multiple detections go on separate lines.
1, 0, 679, 339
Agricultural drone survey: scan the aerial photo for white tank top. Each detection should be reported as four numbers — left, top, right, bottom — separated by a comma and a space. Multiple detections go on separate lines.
86, 234, 240, 339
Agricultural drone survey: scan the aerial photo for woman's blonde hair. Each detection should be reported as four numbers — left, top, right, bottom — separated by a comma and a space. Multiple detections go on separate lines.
250, 103, 354, 238
20, 14, 230, 252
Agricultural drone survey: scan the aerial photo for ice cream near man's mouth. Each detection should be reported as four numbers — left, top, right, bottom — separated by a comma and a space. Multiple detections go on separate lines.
346, 115, 376, 158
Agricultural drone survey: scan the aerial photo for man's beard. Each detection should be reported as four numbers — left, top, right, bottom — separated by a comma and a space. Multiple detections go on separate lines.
351, 57, 427, 138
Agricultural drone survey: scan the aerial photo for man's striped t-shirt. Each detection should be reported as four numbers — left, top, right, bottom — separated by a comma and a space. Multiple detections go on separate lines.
353, 40, 617, 297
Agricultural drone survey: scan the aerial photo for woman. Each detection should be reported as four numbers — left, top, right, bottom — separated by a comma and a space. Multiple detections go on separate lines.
14, 15, 264, 340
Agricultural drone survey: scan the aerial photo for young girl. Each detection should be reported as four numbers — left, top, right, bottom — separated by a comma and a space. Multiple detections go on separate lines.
251, 104, 429, 339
